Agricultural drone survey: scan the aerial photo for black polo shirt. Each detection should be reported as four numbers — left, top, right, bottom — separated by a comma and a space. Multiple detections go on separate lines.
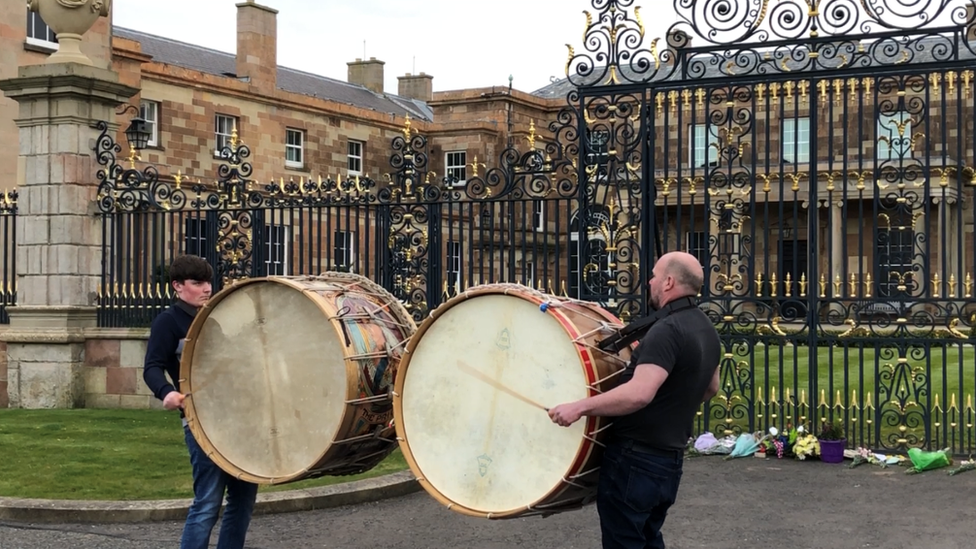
610, 305, 721, 451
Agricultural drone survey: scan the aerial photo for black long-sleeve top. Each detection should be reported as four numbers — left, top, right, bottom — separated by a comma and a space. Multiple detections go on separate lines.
143, 300, 197, 407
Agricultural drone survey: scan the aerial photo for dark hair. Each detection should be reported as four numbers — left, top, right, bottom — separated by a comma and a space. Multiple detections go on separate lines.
169, 255, 213, 284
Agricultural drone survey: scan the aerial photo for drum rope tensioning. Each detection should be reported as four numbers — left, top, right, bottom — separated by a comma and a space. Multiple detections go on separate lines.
392, 283, 634, 519
180, 273, 417, 485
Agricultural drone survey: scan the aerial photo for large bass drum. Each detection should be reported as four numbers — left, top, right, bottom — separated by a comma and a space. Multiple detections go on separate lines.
181, 272, 416, 485
393, 283, 631, 518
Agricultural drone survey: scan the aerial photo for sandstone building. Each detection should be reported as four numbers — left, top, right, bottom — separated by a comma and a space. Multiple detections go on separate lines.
1, 0, 974, 411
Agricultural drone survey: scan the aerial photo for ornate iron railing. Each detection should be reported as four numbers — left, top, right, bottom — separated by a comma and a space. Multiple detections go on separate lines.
93, 115, 585, 327
559, 0, 976, 455
0, 188, 16, 324
93, 0, 976, 455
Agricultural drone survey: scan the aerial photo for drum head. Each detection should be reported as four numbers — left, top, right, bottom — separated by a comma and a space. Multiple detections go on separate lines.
185, 280, 348, 481
399, 292, 591, 515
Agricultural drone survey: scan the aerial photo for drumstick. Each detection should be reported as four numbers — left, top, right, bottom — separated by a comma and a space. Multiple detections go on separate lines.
457, 360, 549, 412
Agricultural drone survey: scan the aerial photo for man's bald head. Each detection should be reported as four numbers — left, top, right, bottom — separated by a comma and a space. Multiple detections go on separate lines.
658, 251, 704, 295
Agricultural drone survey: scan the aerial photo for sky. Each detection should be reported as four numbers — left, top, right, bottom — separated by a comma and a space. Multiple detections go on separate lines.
111, 0, 677, 95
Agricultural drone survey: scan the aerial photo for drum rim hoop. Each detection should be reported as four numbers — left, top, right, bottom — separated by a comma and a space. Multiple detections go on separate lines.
182, 273, 413, 484
392, 283, 621, 517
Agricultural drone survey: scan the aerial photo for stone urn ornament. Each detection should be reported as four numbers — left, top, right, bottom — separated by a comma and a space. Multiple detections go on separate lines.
27, 0, 111, 66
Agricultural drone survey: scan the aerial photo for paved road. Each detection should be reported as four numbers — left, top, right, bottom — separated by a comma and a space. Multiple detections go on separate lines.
3, 456, 975, 549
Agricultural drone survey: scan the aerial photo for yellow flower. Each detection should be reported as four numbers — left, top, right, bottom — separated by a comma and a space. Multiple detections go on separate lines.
793, 434, 821, 460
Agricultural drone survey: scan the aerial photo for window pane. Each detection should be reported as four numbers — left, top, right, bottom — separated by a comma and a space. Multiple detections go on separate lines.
446, 151, 466, 181
286, 130, 302, 147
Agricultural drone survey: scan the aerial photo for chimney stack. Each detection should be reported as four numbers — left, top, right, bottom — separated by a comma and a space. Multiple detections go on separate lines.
236, 0, 278, 92
348, 57, 385, 94
397, 72, 434, 102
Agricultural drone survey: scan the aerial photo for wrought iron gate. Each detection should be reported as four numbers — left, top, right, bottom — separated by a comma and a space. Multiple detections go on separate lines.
562, 0, 976, 453
94, 0, 976, 455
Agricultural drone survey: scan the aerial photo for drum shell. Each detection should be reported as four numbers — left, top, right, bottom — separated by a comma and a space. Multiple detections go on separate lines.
181, 273, 416, 485
392, 283, 632, 518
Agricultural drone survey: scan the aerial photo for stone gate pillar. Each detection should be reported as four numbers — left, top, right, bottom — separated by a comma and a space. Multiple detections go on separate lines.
0, 64, 137, 408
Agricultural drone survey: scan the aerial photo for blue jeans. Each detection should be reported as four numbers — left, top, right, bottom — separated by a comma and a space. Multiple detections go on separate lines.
181, 425, 259, 549
596, 440, 684, 549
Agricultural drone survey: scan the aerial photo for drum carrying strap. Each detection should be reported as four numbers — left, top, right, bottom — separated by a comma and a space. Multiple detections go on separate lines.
596, 296, 699, 354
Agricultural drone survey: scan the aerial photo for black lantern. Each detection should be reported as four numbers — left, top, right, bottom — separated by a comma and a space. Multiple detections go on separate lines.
124, 116, 151, 151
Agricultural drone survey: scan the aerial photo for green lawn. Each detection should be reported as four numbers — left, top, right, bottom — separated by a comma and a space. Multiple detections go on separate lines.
726, 343, 976, 408
0, 409, 407, 501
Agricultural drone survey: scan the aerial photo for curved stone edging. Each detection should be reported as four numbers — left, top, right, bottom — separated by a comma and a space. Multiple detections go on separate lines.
0, 471, 420, 524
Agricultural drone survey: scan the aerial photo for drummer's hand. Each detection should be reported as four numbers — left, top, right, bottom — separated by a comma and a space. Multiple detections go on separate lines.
163, 391, 185, 411
548, 402, 583, 427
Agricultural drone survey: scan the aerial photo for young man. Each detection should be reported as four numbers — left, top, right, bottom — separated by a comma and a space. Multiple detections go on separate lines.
548, 251, 721, 549
143, 255, 258, 549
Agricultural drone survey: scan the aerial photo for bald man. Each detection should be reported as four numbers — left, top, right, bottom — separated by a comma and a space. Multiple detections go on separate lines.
548, 251, 721, 549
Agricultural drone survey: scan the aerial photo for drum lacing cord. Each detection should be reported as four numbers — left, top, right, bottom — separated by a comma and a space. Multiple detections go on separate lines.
572, 323, 620, 343
540, 300, 627, 330
327, 288, 414, 329
332, 431, 397, 446
345, 350, 391, 361
575, 341, 630, 367
522, 496, 592, 517
385, 337, 411, 356
346, 394, 391, 405
329, 308, 414, 344
584, 423, 613, 446
591, 368, 627, 387
573, 368, 626, 396
569, 465, 601, 483
361, 302, 416, 331
559, 470, 594, 490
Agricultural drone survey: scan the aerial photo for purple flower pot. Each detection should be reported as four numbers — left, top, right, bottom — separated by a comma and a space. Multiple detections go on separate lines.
820, 439, 846, 463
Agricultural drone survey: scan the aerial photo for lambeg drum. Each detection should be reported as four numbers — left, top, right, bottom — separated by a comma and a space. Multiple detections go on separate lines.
392, 283, 633, 519
180, 272, 416, 485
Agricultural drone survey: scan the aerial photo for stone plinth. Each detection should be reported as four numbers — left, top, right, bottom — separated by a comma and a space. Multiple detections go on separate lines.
0, 63, 138, 408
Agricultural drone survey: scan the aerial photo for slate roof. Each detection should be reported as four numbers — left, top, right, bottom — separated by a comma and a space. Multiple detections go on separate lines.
532, 36, 976, 99
114, 27, 433, 121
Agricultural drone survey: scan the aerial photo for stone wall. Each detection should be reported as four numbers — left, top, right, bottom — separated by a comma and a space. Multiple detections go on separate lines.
82, 330, 162, 409
0, 328, 162, 410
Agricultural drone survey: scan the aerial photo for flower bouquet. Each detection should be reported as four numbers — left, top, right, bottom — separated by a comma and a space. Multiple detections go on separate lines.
792, 433, 821, 460
687, 432, 738, 456
760, 425, 803, 459
946, 458, 976, 476
904, 447, 953, 474
847, 447, 904, 469
724, 432, 768, 460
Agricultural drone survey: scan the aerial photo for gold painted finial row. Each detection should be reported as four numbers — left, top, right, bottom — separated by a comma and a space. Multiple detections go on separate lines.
755, 272, 808, 298
655, 72, 975, 114
98, 282, 173, 301
814, 272, 974, 299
